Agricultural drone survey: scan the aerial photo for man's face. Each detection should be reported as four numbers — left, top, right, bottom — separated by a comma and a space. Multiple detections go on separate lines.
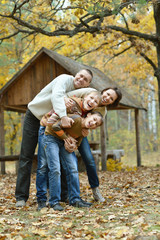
101, 89, 117, 106
83, 92, 100, 111
84, 113, 102, 129
74, 70, 92, 89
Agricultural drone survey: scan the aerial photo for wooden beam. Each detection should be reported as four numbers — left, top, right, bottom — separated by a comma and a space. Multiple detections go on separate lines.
135, 109, 141, 166
100, 117, 107, 171
3, 105, 26, 113
0, 106, 5, 174
0, 155, 37, 161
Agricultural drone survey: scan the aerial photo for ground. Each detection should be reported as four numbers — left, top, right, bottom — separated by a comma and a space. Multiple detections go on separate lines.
0, 167, 160, 240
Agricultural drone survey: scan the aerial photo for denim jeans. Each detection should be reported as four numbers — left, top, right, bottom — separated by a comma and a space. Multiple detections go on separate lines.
36, 126, 48, 202
15, 109, 40, 202
78, 137, 99, 188
60, 137, 99, 200
41, 134, 80, 206
36, 127, 67, 203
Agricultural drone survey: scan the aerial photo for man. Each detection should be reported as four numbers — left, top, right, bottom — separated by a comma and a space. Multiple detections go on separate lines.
15, 69, 93, 207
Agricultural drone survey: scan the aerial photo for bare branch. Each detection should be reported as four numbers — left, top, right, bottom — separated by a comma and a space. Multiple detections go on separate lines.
140, 52, 157, 71
0, 0, 157, 44
16, 0, 30, 11
74, 42, 110, 60
104, 45, 133, 65
119, 12, 129, 30
0, 31, 20, 41
107, 25, 159, 43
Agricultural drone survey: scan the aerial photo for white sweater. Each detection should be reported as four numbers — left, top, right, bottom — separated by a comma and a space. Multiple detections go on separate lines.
28, 74, 75, 120
66, 87, 97, 98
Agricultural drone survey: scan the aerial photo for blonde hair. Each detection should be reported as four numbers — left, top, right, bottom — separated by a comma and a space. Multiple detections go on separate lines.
84, 91, 101, 104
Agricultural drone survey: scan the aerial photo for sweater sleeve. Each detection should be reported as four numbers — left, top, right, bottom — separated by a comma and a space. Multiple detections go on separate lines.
52, 120, 68, 140
66, 87, 97, 98
51, 75, 75, 118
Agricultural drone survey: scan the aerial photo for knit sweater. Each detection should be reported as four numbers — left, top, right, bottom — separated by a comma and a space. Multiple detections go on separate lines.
40, 97, 83, 126
28, 74, 75, 120
45, 114, 84, 146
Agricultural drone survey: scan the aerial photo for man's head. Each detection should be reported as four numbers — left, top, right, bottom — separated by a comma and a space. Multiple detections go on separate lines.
82, 111, 103, 129
83, 91, 101, 111
101, 87, 122, 107
74, 69, 93, 89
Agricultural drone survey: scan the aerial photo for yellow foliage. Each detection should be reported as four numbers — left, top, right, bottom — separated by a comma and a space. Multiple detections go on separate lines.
107, 158, 123, 172
107, 158, 137, 172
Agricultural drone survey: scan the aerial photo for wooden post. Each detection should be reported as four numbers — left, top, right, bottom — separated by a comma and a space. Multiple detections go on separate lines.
0, 106, 5, 174
100, 117, 107, 171
135, 109, 141, 167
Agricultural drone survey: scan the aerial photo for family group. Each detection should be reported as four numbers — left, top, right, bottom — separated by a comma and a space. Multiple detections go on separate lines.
15, 69, 122, 211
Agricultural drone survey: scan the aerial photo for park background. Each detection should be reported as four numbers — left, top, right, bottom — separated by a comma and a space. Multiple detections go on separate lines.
0, 1, 160, 239
0, 0, 159, 172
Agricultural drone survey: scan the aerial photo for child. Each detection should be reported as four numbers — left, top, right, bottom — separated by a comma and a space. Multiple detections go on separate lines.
37, 111, 103, 211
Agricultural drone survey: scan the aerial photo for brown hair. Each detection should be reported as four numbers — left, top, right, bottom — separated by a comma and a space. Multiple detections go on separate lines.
101, 87, 122, 108
89, 111, 104, 127
84, 69, 93, 78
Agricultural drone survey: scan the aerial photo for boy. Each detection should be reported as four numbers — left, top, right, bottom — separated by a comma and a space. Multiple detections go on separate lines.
37, 111, 103, 211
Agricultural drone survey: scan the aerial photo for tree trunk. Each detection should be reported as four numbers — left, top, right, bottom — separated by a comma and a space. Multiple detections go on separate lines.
135, 109, 141, 167
0, 107, 5, 174
153, 3, 160, 114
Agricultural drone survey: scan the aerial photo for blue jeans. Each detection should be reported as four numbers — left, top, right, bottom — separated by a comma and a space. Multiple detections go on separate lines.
36, 134, 99, 202
36, 126, 48, 202
36, 127, 68, 202
38, 134, 81, 206
60, 137, 99, 199
77, 137, 99, 188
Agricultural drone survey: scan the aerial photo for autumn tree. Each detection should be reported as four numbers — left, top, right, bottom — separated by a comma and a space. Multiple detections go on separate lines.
0, 0, 160, 113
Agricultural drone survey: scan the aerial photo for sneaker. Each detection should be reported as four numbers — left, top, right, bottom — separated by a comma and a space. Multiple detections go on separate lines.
71, 200, 91, 208
37, 201, 47, 211
15, 200, 26, 207
92, 187, 105, 202
51, 203, 64, 211
80, 198, 92, 206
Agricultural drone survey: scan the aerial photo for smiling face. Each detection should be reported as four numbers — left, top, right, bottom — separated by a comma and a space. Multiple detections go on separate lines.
83, 113, 102, 129
83, 92, 100, 111
73, 70, 92, 89
101, 89, 118, 106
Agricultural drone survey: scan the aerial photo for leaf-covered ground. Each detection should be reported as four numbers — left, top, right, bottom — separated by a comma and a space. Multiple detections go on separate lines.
0, 167, 160, 240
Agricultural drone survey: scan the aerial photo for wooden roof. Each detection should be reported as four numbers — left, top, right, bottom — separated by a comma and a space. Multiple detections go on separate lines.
0, 47, 146, 112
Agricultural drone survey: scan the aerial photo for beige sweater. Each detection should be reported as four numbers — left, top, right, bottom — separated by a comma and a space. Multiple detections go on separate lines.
28, 74, 75, 120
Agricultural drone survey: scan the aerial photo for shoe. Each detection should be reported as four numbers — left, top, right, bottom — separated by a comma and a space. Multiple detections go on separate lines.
71, 199, 91, 208
37, 201, 47, 211
51, 203, 64, 211
80, 198, 92, 206
92, 187, 105, 202
15, 200, 26, 207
